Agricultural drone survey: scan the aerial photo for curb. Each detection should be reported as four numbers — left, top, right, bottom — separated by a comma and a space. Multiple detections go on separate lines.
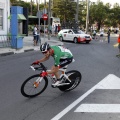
0, 48, 38, 57
0, 43, 62, 57
0, 52, 14, 56
0, 37, 63, 57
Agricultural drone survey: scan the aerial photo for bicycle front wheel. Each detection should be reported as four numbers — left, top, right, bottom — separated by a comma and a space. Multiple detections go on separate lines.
21, 74, 48, 98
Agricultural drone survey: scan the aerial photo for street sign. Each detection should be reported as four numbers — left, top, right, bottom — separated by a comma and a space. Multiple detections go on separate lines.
42, 14, 48, 20
37, 10, 43, 18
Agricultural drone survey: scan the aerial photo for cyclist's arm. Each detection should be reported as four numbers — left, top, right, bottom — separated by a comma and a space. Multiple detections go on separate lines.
38, 56, 49, 63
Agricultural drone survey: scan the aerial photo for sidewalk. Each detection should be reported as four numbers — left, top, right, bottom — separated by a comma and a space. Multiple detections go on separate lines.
0, 35, 63, 56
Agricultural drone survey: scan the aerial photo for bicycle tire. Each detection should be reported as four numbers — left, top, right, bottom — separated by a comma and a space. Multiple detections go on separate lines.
21, 74, 48, 98
58, 70, 82, 92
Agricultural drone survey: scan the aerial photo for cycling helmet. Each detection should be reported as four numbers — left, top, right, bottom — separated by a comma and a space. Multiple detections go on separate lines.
40, 42, 50, 52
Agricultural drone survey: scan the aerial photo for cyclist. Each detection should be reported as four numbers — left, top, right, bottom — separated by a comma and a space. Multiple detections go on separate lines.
32, 42, 73, 86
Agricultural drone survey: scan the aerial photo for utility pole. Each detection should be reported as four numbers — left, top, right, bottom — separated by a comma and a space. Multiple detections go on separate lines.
48, 0, 51, 40
74, 0, 79, 30
76, 0, 79, 24
37, 0, 41, 45
86, 0, 89, 33
30, 0, 32, 15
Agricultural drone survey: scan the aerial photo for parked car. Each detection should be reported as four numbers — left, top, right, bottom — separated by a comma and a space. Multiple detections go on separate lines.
58, 29, 92, 44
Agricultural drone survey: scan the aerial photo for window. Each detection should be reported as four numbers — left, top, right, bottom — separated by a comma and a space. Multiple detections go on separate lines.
63, 31, 67, 33
0, 9, 3, 30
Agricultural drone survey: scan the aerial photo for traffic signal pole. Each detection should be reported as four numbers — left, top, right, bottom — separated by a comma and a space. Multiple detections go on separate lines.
48, 0, 51, 40
86, 0, 89, 33
76, 0, 79, 26
37, 0, 41, 45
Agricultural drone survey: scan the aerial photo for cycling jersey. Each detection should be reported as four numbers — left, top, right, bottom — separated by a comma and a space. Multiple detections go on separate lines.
51, 46, 73, 66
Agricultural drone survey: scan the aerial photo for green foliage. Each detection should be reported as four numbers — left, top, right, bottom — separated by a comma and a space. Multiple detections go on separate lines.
52, 0, 76, 23
10, 0, 120, 30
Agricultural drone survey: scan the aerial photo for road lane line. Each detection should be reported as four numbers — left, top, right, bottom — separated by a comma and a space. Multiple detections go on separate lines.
51, 74, 120, 120
75, 104, 120, 113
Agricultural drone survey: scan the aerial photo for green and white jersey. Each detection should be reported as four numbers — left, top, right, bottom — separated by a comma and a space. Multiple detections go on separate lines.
51, 46, 73, 66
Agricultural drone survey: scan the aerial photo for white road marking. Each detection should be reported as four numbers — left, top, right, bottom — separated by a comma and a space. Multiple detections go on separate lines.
51, 74, 120, 120
75, 104, 120, 113
96, 74, 120, 89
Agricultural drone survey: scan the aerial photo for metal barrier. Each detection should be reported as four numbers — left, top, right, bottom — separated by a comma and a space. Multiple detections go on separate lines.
0, 35, 11, 48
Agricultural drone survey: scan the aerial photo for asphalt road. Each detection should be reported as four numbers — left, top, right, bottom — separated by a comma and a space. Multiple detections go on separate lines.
0, 38, 120, 120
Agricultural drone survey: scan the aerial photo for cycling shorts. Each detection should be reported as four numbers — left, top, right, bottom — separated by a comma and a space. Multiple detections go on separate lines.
59, 57, 73, 68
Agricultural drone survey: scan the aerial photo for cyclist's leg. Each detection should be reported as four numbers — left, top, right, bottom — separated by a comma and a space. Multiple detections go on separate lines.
50, 66, 60, 79
59, 57, 73, 68
52, 57, 73, 86
51, 57, 73, 79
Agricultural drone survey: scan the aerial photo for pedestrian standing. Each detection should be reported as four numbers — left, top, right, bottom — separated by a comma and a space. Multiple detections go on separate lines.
92, 30, 96, 40
52, 25, 55, 36
99, 29, 104, 42
36, 25, 41, 45
55, 24, 58, 36
57, 24, 61, 33
107, 29, 111, 43
33, 24, 37, 46
117, 34, 120, 55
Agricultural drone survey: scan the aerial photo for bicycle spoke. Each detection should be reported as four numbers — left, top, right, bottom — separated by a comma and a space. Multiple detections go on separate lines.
21, 74, 48, 97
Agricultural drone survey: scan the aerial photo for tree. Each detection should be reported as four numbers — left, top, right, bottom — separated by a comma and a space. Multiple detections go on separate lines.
52, 0, 76, 23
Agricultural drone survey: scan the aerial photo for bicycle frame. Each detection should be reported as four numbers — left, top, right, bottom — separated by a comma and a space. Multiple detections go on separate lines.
47, 65, 71, 84
30, 65, 71, 86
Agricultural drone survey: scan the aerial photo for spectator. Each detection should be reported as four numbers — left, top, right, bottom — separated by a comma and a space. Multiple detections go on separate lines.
45, 27, 48, 34
58, 24, 61, 33
107, 29, 111, 43
52, 25, 55, 36
92, 30, 96, 39
36, 25, 41, 45
54, 24, 58, 36
49, 25, 52, 34
99, 29, 104, 42
33, 24, 37, 46
117, 34, 120, 55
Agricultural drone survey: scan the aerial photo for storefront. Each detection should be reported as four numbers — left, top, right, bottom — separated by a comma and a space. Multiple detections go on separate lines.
0, 0, 10, 35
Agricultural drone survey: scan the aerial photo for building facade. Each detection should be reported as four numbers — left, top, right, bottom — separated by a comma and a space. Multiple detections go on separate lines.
0, 0, 10, 35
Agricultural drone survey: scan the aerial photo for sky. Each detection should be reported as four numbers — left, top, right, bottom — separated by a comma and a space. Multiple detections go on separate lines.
91, 0, 120, 6
25, 0, 120, 6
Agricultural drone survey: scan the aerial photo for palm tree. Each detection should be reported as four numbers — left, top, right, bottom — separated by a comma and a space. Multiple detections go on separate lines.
30, 0, 33, 15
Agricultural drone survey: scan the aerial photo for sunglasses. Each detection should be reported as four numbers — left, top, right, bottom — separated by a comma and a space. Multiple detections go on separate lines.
42, 51, 48, 54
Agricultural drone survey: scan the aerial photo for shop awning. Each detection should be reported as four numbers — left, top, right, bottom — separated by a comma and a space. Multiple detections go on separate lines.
8, 14, 26, 20
28, 15, 38, 19
18, 14, 26, 20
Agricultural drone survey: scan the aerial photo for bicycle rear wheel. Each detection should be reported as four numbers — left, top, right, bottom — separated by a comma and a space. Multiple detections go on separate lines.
21, 74, 48, 98
58, 70, 82, 92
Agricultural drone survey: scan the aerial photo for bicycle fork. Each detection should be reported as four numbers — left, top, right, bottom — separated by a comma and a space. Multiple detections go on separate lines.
33, 77, 43, 88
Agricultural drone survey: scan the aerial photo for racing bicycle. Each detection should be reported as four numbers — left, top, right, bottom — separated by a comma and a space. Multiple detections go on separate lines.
21, 63, 82, 98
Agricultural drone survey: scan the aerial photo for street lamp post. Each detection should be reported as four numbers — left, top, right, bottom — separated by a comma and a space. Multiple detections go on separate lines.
48, 0, 51, 40
37, 0, 41, 45
76, 0, 79, 25
86, 0, 89, 33
72, 0, 79, 30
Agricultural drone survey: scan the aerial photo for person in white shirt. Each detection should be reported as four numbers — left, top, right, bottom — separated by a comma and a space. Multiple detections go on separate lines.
92, 30, 96, 39
52, 25, 55, 36
99, 29, 104, 42
33, 25, 37, 46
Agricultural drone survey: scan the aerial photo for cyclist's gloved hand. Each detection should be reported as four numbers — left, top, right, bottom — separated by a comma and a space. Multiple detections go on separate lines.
32, 60, 39, 65
40, 71, 48, 77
